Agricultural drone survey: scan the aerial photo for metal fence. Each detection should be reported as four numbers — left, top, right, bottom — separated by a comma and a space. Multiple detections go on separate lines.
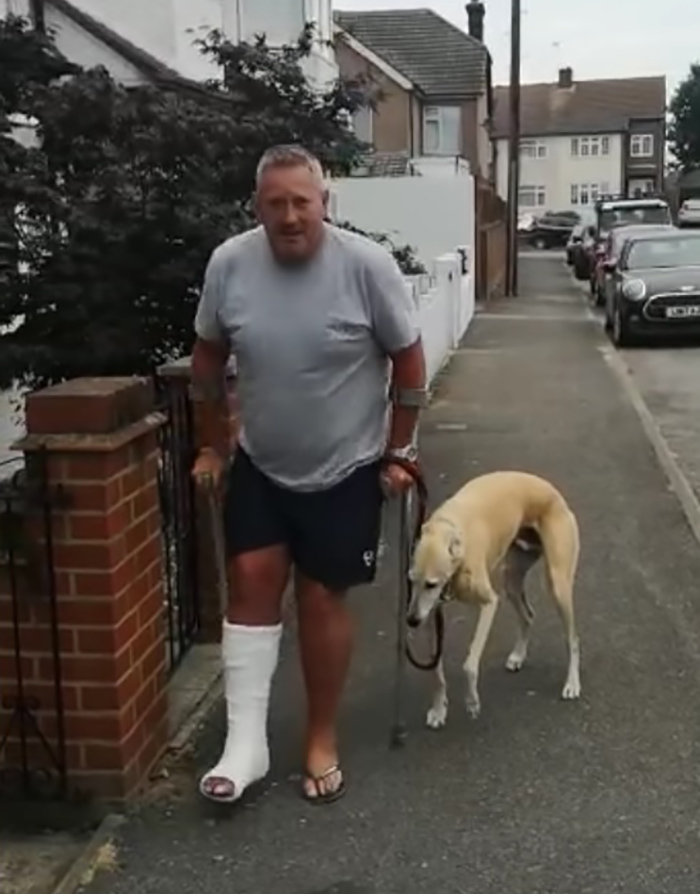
0, 452, 68, 800
154, 376, 200, 673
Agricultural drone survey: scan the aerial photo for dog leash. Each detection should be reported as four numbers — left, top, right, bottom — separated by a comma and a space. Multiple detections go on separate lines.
382, 458, 446, 672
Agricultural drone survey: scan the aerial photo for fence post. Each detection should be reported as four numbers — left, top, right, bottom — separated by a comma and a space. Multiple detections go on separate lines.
9, 377, 169, 801
157, 358, 238, 644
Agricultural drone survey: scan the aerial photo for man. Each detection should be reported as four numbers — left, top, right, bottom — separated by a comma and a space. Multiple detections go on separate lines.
191, 144, 426, 805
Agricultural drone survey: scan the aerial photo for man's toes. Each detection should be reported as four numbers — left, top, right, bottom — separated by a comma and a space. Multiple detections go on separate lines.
202, 776, 236, 800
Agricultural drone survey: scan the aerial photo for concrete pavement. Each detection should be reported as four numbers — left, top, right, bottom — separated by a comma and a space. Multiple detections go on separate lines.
79, 255, 700, 894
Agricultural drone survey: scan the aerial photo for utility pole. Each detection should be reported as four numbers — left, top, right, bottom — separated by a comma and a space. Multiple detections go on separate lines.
30, 0, 46, 32
505, 0, 521, 297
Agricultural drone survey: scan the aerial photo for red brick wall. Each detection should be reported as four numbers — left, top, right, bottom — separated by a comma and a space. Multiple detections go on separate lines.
0, 378, 169, 801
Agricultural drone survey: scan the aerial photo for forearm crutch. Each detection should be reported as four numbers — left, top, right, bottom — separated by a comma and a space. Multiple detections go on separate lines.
203, 474, 229, 613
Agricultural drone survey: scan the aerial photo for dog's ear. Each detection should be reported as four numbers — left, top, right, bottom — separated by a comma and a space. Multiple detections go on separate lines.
448, 532, 464, 561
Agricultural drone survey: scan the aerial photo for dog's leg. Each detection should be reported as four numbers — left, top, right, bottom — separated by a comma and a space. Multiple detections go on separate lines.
463, 583, 499, 720
426, 658, 448, 730
541, 511, 581, 700
503, 547, 537, 673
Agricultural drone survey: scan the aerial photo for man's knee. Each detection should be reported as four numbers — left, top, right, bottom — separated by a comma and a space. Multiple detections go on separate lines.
227, 546, 290, 625
295, 574, 347, 621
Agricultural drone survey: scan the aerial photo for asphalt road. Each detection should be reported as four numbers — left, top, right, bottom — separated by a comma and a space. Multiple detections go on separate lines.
82, 255, 700, 894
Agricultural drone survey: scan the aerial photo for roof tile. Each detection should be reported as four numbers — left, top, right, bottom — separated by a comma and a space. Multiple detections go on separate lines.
335, 8, 487, 98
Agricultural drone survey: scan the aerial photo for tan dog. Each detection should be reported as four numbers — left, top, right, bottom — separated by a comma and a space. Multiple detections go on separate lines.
407, 471, 581, 729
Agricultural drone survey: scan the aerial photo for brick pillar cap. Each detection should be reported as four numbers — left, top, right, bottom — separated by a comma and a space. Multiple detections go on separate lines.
26, 377, 155, 436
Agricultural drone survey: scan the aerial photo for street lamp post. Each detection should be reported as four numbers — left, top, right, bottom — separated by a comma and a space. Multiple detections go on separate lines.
505, 0, 521, 297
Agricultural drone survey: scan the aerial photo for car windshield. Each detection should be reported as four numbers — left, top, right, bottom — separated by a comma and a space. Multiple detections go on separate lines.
627, 236, 700, 269
600, 206, 671, 231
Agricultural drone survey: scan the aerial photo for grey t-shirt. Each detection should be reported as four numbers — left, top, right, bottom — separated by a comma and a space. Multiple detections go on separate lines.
194, 223, 420, 491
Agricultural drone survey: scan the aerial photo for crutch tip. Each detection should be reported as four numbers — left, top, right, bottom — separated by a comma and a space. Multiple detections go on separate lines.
389, 724, 408, 749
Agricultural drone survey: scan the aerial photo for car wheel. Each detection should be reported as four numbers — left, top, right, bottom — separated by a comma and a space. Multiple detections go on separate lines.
534, 236, 547, 250
611, 301, 633, 348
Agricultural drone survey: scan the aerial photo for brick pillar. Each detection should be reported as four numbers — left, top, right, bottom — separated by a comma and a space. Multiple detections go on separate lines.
157, 357, 238, 643
6, 378, 169, 801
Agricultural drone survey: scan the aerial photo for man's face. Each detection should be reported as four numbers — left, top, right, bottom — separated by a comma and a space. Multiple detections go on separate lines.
255, 163, 328, 265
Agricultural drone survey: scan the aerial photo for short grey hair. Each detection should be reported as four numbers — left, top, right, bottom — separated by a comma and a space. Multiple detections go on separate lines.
255, 144, 326, 189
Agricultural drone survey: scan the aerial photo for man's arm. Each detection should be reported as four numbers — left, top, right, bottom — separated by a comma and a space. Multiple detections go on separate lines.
191, 336, 231, 458
364, 246, 427, 458
191, 245, 233, 466
387, 339, 427, 451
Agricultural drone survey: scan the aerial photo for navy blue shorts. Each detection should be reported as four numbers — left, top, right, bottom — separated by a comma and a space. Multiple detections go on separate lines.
223, 447, 384, 591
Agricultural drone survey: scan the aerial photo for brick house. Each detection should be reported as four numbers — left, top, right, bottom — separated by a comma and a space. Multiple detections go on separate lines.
334, 2, 495, 182
492, 69, 667, 213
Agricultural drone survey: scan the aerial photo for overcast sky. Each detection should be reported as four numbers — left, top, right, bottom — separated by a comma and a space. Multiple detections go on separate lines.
337, 0, 697, 98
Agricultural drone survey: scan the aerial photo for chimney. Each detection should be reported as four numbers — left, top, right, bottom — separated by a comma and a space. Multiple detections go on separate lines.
558, 67, 574, 89
466, 1, 485, 42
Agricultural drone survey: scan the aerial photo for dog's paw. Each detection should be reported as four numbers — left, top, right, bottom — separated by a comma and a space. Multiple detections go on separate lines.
464, 698, 481, 720
561, 679, 581, 700
426, 701, 448, 730
505, 651, 526, 672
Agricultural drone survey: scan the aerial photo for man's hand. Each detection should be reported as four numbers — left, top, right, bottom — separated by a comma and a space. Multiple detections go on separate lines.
192, 447, 226, 491
380, 461, 415, 498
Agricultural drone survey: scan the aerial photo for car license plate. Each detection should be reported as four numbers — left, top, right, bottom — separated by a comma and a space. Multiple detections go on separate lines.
666, 305, 700, 319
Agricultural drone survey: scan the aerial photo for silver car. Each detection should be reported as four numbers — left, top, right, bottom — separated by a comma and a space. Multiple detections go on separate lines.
678, 198, 700, 228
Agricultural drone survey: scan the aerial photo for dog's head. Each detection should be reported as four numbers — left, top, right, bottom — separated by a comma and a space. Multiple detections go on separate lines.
407, 519, 463, 628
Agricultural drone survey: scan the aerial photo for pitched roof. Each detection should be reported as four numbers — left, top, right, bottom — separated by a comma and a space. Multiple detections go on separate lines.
334, 8, 488, 98
47, 0, 187, 85
492, 75, 666, 139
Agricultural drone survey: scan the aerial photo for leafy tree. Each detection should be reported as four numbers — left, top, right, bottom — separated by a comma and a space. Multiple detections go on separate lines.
669, 64, 700, 172
0, 16, 420, 391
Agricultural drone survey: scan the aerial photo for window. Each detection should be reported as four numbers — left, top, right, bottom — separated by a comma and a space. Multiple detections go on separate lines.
520, 139, 547, 159
352, 106, 373, 145
519, 185, 546, 207
571, 136, 611, 157
571, 182, 611, 206
423, 105, 461, 156
630, 134, 654, 158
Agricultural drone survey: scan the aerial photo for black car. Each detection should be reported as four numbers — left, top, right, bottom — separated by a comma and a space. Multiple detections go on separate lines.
603, 230, 700, 346
566, 212, 596, 277
529, 211, 580, 249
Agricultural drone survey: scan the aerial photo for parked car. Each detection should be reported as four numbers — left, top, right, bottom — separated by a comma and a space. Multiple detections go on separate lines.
529, 211, 580, 249
566, 210, 596, 276
677, 198, 700, 228
518, 212, 537, 233
602, 229, 700, 346
586, 196, 673, 305
594, 224, 678, 318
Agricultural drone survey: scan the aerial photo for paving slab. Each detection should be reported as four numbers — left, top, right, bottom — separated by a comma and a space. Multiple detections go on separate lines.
71, 255, 700, 894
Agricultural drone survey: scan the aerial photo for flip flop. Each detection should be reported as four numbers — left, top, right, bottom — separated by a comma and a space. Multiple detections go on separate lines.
301, 765, 346, 805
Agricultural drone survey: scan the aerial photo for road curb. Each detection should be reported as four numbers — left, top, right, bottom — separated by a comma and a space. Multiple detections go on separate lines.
601, 345, 700, 546
568, 262, 700, 547
51, 814, 126, 894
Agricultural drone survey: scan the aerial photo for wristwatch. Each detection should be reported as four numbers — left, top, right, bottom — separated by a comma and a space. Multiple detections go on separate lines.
385, 443, 419, 465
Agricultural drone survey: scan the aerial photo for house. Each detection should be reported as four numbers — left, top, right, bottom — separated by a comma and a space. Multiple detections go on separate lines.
334, 2, 494, 182
492, 68, 667, 214
1, 0, 337, 89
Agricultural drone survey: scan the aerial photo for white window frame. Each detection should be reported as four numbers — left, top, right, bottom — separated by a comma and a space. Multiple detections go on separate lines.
520, 139, 547, 159
519, 184, 546, 208
423, 105, 461, 156
630, 134, 654, 158
352, 105, 374, 146
571, 182, 612, 207
571, 136, 611, 157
